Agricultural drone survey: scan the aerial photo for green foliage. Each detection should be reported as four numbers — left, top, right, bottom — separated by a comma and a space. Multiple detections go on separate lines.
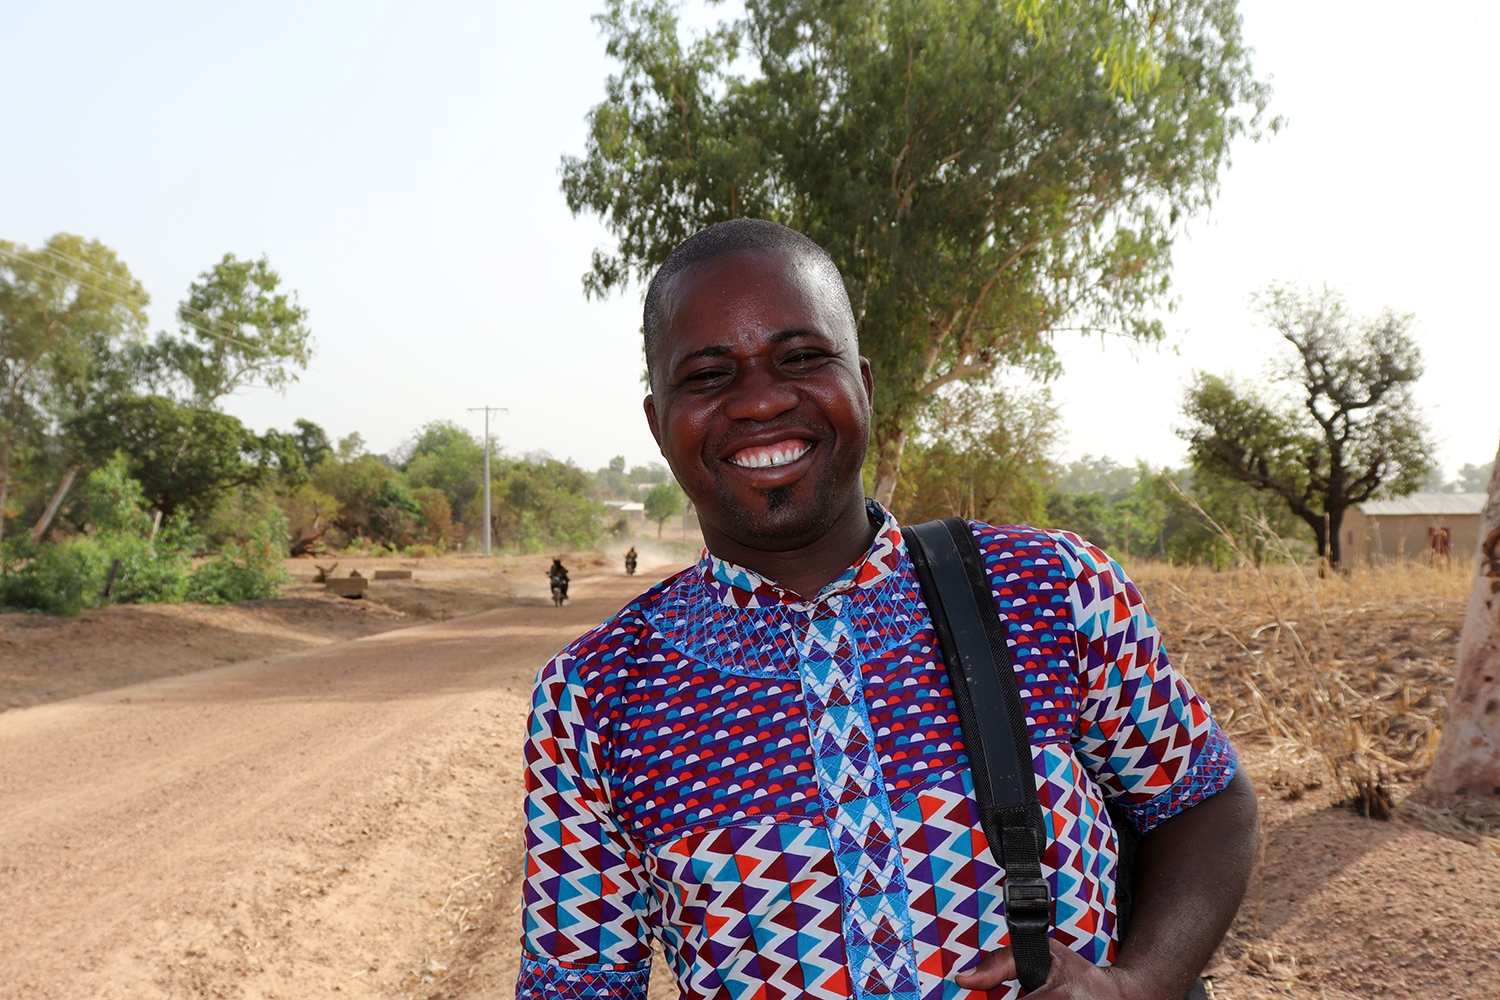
184, 501, 290, 604
0, 460, 196, 614
0, 536, 115, 615
590, 458, 671, 501
1043, 460, 1311, 568
562, 0, 1275, 499
401, 420, 493, 528
643, 480, 685, 537
311, 450, 402, 545
1054, 454, 1141, 501
1180, 285, 1434, 568
494, 457, 607, 552
0, 234, 150, 546
70, 394, 298, 524
139, 253, 312, 406
368, 479, 423, 549
890, 381, 1057, 526
411, 486, 455, 549
293, 419, 333, 469
84, 455, 155, 535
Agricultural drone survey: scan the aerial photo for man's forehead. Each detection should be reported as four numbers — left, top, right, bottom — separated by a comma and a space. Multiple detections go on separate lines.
657, 247, 852, 345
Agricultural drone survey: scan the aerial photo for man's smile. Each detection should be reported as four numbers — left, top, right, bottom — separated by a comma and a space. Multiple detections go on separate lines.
727, 438, 813, 470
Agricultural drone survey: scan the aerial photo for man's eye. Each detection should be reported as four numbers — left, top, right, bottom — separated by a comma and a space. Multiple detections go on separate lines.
784, 351, 824, 365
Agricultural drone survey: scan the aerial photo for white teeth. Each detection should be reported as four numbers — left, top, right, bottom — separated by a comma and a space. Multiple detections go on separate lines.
732, 442, 810, 468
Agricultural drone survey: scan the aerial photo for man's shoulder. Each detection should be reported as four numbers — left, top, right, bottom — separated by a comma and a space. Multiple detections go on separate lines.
961, 520, 1099, 571
547, 566, 697, 677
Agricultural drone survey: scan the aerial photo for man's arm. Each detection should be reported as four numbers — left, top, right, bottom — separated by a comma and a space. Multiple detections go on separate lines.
518, 652, 656, 1000
956, 770, 1258, 998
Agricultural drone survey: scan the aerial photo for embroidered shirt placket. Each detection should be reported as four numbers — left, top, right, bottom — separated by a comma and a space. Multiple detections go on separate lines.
793, 586, 920, 1000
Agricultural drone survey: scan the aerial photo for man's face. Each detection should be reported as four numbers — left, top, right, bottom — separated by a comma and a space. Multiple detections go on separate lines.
644, 248, 873, 554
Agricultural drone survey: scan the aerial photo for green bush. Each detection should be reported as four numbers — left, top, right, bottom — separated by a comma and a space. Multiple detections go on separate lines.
0, 461, 197, 614
185, 504, 289, 604
0, 533, 192, 615
0, 537, 112, 616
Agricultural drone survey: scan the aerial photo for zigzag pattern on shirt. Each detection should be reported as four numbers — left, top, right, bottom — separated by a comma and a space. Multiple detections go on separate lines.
648, 822, 850, 1000
515, 508, 1238, 1000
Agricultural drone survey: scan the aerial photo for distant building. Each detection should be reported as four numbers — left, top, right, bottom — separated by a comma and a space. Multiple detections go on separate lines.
1341, 493, 1487, 566
602, 500, 646, 523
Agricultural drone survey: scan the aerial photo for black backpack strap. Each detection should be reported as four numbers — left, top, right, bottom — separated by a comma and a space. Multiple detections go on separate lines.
904, 517, 1052, 993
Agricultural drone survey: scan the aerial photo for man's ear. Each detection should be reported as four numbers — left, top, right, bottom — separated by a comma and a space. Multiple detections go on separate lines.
859, 357, 874, 407
644, 394, 663, 450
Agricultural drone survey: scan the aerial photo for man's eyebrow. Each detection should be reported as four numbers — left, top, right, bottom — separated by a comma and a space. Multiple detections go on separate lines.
674, 330, 829, 367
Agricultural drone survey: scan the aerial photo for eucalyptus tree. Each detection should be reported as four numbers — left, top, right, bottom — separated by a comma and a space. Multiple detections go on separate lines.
562, 0, 1274, 501
138, 253, 312, 407
0, 234, 149, 546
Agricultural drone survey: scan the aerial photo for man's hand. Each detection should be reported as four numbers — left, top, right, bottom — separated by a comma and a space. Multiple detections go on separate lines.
954, 770, 1258, 999
955, 939, 1143, 998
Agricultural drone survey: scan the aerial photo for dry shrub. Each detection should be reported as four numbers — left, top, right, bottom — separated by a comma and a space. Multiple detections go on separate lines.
1127, 494, 1472, 815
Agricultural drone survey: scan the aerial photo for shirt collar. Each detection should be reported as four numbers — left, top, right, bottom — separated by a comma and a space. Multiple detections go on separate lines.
696, 499, 905, 610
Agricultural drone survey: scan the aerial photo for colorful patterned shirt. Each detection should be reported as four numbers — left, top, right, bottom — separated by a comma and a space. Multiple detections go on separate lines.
518, 502, 1236, 1000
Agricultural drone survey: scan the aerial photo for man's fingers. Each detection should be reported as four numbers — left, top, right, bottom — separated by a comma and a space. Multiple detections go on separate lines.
953, 946, 1017, 990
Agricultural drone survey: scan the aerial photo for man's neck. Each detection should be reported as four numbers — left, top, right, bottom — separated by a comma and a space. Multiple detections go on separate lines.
701, 500, 880, 600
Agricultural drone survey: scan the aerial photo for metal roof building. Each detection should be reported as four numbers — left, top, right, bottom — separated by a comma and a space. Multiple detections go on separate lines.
1343, 493, 1488, 566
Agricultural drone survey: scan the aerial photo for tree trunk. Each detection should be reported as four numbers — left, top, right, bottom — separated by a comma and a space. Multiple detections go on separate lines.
1426, 439, 1500, 795
29, 466, 79, 543
870, 423, 909, 507
1327, 504, 1345, 570
0, 426, 13, 550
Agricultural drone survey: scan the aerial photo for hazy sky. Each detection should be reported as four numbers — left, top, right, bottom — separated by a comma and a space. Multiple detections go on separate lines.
4, 0, 1496, 480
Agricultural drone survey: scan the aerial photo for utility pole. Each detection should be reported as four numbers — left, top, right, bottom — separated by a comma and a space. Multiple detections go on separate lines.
468, 406, 505, 554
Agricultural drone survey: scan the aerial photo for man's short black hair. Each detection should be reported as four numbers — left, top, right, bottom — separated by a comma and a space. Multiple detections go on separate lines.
642, 219, 851, 389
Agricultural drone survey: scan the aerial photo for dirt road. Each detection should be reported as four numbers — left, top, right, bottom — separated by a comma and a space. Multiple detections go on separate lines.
0, 569, 676, 1000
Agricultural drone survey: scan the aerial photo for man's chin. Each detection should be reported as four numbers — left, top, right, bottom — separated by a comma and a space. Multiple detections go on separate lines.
703, 484, 862, 554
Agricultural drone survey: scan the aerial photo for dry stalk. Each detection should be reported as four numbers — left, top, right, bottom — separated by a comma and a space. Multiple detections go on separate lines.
1160, 479, 1390, 813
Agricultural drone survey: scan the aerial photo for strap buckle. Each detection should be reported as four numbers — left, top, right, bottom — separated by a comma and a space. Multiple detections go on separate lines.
1003, 876, 1053, 937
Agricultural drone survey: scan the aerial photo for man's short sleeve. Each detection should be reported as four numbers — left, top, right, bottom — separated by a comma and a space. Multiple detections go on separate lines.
518, 650, 656, 999
1055, 531, 1238, 834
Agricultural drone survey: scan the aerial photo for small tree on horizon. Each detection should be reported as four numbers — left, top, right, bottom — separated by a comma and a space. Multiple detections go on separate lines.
644, 480, 684, 538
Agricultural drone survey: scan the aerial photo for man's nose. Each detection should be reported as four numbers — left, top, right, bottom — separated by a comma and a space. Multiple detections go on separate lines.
723, 365, 798, 422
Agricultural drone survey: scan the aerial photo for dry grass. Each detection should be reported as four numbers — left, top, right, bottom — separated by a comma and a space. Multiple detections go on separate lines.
1132, 557, 1467, 787
1125, 552, 1500, 997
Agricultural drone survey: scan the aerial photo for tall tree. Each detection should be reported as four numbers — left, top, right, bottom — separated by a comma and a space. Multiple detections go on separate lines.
1180, 285, 1433, 569
401, 420, 494, 528
70, 395, 301, 524
561, 0, 1273, 501
1426, 440, 1500, 795
143, 253, 312, 406
0, 234, 149, 546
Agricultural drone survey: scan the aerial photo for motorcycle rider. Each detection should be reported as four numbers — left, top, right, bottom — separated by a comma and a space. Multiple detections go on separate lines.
547, 557, 569, 602
624, 547, 637, 575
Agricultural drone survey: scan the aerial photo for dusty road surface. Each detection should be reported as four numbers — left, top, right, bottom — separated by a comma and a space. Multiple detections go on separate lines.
0, 567, 680, 1000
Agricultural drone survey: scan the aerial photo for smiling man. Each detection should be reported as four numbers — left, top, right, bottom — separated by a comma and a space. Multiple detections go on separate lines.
517, 220, 1256, 1000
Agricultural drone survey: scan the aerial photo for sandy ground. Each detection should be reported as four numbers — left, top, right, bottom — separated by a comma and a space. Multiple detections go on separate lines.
3, 556, 1499, 999
0, 550, 650, 713
0, 561, 680, 1000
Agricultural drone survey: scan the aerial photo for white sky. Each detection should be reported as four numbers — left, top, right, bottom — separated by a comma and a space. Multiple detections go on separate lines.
4, 0, 1496, 479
